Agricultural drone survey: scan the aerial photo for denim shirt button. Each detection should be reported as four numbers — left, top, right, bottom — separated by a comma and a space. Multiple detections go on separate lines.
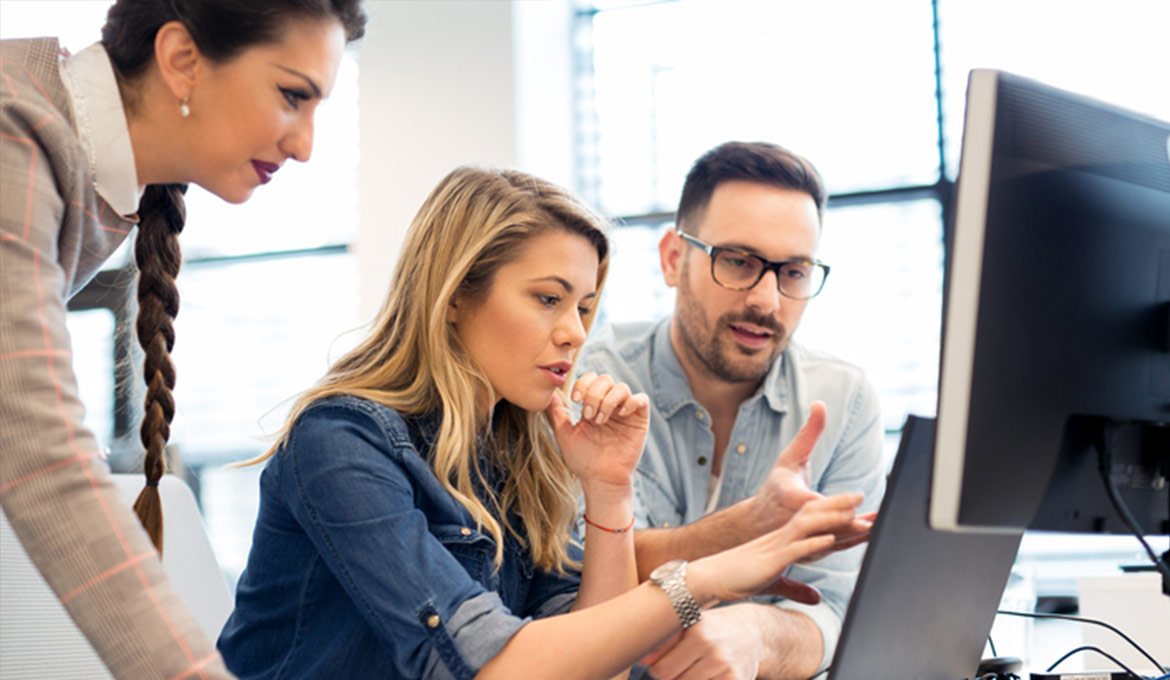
736, 443, 747, 454
460, 527, 472, 536
426, 614, 441, 628
697, 456, 708, 466
695, 411, 705, 420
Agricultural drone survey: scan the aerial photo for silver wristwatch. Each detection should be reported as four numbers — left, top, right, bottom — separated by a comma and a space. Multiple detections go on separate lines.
649, 559, 702, 628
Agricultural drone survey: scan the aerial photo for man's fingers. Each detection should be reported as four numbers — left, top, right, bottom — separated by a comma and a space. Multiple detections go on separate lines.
797, 528, 872, 564
645, 631, 707, 680
823, 515, 872, 541
831, 531, 871, 552
847, 517, 875, 533
639, 630, 683, 667
773, 400, 826, 470
758, 576, 822, 604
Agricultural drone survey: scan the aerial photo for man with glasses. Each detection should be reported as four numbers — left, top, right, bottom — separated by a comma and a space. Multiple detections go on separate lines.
577, 141, 884, 680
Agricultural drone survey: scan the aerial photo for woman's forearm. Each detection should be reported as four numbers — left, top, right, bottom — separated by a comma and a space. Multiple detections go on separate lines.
480, 581, 679, 679
572, 485, 637, 612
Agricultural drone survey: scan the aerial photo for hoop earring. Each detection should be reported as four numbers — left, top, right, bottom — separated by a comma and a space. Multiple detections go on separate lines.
179, 98, 190, 118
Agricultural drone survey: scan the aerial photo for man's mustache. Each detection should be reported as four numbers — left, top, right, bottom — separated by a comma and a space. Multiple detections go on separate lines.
721, 311, 784, 336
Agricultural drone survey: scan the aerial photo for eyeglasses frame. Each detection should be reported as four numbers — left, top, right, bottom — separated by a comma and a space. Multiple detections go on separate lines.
675, 229, 831, 300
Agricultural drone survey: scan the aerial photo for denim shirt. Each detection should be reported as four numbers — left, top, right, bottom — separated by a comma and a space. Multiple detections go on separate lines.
217, 396, 580, 680
578, 319, 885, 674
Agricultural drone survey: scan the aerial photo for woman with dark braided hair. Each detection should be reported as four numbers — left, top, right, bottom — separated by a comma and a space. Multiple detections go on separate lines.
0, 1, 365, 677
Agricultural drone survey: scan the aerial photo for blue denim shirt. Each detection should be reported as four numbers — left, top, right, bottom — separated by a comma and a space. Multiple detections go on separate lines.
217, 395, 580, 680
578, 319, 885, 674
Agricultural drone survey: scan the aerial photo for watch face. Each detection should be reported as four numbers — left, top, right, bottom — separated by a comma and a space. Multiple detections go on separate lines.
651, 559, 686, 581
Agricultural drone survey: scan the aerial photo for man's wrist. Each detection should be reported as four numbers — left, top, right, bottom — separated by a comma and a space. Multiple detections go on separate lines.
733, 494, 771, 538
749, 603, 825, 679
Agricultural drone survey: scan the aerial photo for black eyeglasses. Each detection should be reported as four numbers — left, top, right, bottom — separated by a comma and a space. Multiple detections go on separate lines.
676, 230, 830, 300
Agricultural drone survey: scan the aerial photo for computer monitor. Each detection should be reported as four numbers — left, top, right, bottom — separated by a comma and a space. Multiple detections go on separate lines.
930, 69, 1170, 538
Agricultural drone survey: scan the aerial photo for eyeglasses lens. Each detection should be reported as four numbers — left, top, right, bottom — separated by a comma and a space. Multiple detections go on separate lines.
712, 251, 824, 298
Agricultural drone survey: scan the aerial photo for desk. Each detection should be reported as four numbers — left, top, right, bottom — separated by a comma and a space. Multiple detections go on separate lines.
987, 558, 1169, 677
987, 607, 1168, 677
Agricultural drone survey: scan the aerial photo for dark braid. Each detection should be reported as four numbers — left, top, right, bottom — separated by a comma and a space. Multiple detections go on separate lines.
132, 183, 187, 555
101, 0, 366, 553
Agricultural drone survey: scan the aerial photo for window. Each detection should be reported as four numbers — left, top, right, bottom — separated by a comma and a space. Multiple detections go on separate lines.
578, 0, 950, 451
574, 0, 1170, 609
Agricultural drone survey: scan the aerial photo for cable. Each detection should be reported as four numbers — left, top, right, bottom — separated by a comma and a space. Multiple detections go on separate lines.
988, 634, 998, 657
1045, 645, 1144, 678
1096, 423, 1170, 582
996, 609, 1165, 672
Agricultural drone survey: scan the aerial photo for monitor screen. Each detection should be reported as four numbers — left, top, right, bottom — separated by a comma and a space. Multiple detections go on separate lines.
930, 69, 1170, 537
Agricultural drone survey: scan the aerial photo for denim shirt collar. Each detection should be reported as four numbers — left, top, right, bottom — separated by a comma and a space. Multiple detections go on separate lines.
647, 317, 792, 419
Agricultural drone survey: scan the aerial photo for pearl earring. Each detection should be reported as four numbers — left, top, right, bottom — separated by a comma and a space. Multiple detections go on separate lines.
179, 98, 190, 118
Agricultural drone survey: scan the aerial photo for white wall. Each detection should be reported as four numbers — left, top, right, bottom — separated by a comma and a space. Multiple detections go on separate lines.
512, 0, 577, 191
355, 0, 518, 322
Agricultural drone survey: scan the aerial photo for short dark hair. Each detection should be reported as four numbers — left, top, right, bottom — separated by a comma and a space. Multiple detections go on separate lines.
676, 141, 827, 233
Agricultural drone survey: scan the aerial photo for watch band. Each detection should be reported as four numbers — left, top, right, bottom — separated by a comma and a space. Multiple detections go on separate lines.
650, 560, 702, 628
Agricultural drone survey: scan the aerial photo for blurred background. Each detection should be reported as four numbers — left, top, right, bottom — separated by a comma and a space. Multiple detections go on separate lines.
3, 0, 1168, 663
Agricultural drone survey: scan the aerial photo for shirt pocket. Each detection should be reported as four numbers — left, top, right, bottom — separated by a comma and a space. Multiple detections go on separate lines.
636, 469, 685, 528
430, 522, 496, 586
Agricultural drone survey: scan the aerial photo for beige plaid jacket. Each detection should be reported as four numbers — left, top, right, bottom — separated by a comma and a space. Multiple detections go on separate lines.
0, 38, 234, 679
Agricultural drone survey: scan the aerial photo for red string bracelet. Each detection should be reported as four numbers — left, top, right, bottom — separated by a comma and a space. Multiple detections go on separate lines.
583, 515, 636, 534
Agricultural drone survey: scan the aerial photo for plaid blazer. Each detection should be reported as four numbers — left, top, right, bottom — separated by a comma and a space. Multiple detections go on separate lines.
0, 38, 233, 679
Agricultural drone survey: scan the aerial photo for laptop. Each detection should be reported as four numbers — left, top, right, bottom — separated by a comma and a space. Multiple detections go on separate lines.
824, 415, 1023, 680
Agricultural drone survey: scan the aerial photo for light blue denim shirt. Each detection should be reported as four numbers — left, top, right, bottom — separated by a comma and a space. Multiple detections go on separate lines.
578, 319, 885, 673
218, 396, 580, 679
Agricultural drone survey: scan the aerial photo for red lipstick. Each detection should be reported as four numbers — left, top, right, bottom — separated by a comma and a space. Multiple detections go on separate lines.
251, 160, 280, 184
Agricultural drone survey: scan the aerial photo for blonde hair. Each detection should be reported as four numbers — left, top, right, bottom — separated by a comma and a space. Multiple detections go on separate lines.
248, 166, 610, 573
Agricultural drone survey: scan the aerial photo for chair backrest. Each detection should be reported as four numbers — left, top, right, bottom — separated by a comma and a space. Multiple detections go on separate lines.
0, 474, 233, 679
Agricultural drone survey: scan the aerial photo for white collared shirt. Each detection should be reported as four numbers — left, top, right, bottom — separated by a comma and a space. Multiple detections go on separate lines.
58, 42, 142, 219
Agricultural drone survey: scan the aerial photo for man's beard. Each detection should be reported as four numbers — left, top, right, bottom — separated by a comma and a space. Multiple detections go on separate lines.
675, 267, 788, 384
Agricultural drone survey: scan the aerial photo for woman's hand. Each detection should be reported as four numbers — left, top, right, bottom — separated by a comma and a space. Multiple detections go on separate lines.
545, 372, 649, 493
689, 493, 864, 605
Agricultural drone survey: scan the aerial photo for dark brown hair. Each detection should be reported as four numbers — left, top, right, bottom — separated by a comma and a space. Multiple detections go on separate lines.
676, 141, 827, 234
101, 0, 367, 554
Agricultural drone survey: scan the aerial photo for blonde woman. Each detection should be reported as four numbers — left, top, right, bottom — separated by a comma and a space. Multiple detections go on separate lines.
218, 166, 863, 679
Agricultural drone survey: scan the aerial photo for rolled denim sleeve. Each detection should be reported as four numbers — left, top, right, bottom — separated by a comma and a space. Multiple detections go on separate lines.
774, 375, 886, 673
419, 592, 524, 680
278, 405, 527, 680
